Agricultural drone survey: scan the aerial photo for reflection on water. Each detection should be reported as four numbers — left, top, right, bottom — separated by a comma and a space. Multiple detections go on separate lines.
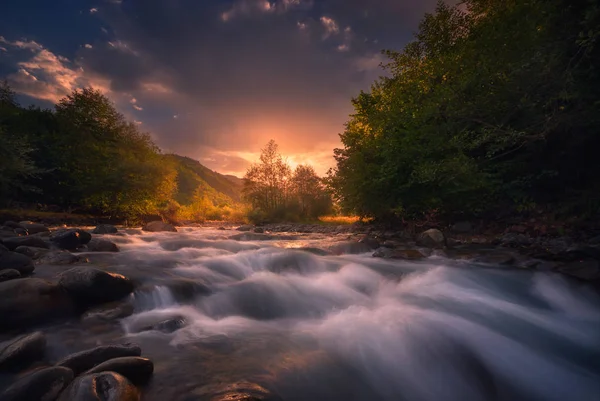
37, 227, 600, 400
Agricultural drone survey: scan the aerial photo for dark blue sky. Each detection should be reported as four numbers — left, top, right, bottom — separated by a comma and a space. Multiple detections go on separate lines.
0, 0, 439, 175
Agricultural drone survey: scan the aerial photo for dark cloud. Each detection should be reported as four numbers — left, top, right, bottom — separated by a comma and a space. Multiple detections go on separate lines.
0, 0, 441, 175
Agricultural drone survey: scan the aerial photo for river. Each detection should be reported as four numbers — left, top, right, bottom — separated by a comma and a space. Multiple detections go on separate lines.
23, 226, 600, 400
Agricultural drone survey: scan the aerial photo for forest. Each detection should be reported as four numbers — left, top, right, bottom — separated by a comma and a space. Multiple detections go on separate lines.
329, 0, 600, 221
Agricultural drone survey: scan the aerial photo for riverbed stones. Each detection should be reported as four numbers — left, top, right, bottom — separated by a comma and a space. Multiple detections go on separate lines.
38, 250, 84, 265
0, 331, 46, 371
81, 301, 135, 323
86, 238, 120, 252
143, 220, 177, 232
14, 245, 50, 259
92, 224, 118, 234
0, 278, 73, 331
84, 356, 154, 385
237, 224, 253, 232
0, 366, 74, 401
0, 268, 20, 282
229, 232, 273, 241
20, 222, 50, 234
329, 241, 371, 255
416, 229, 446, 249
0, 249, 35, 275
58, 371, 140, 401
189, 382, 282, 401
474, 252, 516, 266
56, 344, 142, 375
58, 267, 134, 305
558, 259, 600, 281
1, 235, 49, 251
373, 248, 426, 260
50, 229, 92, 250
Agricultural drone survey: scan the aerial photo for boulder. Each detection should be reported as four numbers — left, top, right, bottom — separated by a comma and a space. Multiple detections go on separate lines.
3, 221, 25, 230
37, 251, 83, 265
58, 372, 140, 401
0, 331, 46, 371
82, 302, 135, 323
253, 227, 265, 233
0, 278, 73, 331
358, 236, 381, 250
14, 246, 51, 259
136, 317, 187, 334
236, 225, 253, 232
142, 221, 177, 232
84, 356, 154, 385
0, 268, 20, 282
86, 238, 120, 252
56, 344, 142, 375
0, 250, 34, 275
92, 224, 118, 234
20, 222, 50, 235
14, 228, 28, 236
416, 229, 446, 249
50, 229, 92, 250
1, 236, 49, 251
58, 267, 134, 305
0, 366, 74, 401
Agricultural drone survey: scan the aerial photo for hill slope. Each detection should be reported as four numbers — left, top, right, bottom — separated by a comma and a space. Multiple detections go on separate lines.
166, 154, 243, 206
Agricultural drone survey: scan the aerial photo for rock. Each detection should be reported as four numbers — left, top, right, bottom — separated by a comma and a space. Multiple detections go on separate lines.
84, 357, 154, 385
0, 331, 46, 371
189, 382, 281, 401
138, 317, 187, 334
229, 232, 274, 241
451, 221, 473, 233
20, 222, 50, 235
475, 253, 516, 266
14, 228, 28, 236
1, 236, 49, 251
329, 241, 371, 255
237, 225, 253, 232
296, 247, 331, 256
82, 302, 135, 323
86, 238, 120, 252
56, 344, 142, 375
0, 366, 74, 401
358, 236, 380, 250
558, 259, 600, 281
14, 245, 51, 259
50, 229, 92, 250
37, 251, 83, 265
92, 224, 118, 234
0, 278, 73, 331
556, 245, 600, 262
4, 221, 25, 230
57, 372, 140, 401
499, 233, 532, 248
253, 227, 265, 233
509, 225, 528, 234
373, 248, 426, 260
217, 227, 226, 230
58, 267, 134, 305
142, 220, 177, 232
0, 268, 20, 282
416, 229, 446, 249
382, 240, 402, 248
0, 250, 34, 275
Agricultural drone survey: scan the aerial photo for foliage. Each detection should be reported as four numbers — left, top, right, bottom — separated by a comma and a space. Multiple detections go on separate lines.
329, 0, 600, 219
243, 140, 333, 222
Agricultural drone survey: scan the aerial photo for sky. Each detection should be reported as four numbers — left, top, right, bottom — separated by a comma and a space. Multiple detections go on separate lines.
0, 0, 439, 177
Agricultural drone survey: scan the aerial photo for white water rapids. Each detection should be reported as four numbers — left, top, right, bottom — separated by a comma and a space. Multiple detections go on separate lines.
46, 227, 600, 400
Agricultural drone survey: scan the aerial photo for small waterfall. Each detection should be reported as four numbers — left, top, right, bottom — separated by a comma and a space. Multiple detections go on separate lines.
131, 285, 177, 311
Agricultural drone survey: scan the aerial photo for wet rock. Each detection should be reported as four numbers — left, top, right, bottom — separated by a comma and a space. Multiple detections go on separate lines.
329, 241, 371, 255
14, 228, 28, 236
253, 227, 265, 233
229, 232, 273, 241
82, 302, 135, 323
0, 278, 73, 331
296, 247, 331, 256
57, 371, 140, 401
558, 259, 600, 281
188, 382, 282, 401
92, 224, 118, 234
217, 227, 226, 230
373, 248, 426, 260
4, 221, 25, 230
382, 240, 402, 248
14, 245, 51, 259
138, 317, 187, 334
237, 224, 253, 232
1, 235, 49, 251
165, 278, 212, 301
84, 356, 154, 385
475, 253, 516, 266
416, 229, 446, 249
499, 233, 532, 248
56, 344, 142, 375
38, 251, 83, 265
0, 331, 46, 371
50, 229, 92, 250
58, 267, 134, 305
20, 222, 50, 235
143, 220, 177, 232
0, 249, 35, 275
0, 268, 20, 282
0, 366, 74, 401
451, 221, 473, 233
359, 236, 380, 250
87, 238, 120, 252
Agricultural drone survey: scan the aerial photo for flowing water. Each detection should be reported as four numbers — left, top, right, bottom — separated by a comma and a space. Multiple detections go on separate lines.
32, 227, 600, 400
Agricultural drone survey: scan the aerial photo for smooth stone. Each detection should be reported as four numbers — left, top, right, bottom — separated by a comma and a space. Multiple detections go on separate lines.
14, 246, 51, 259
56, 344, 142, 375
1, 236, 49, 251
58, 372, 140, 401
475, 253, 516, 266
0, 269, 20, 282
229, 233, 274, 241
20, 222, 50, 234
358, 236, 380, 250
253, 227, 265, 233
84, 356, 154, 385
236, 225, 253, 232
416, 229, 446, 249
0, 331, 46, 371
558, 259, 600, 281
0, 250, 35, 275
142, 221, 177, 232
328, 241, 371, 255
3, 221, 25, 230
81, 302, 135, 323
92, 224, 118, 234
37, 251, 83, 265
50, 229, 92, 250
58, 267, 134, 305
86, 238, 120, 252
0, 366, 73, 401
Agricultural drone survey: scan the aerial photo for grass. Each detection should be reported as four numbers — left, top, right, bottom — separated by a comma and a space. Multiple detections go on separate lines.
317, 215, 365, 225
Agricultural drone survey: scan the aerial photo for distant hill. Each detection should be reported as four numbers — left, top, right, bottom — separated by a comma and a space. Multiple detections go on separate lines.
165, 154, 243, 206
